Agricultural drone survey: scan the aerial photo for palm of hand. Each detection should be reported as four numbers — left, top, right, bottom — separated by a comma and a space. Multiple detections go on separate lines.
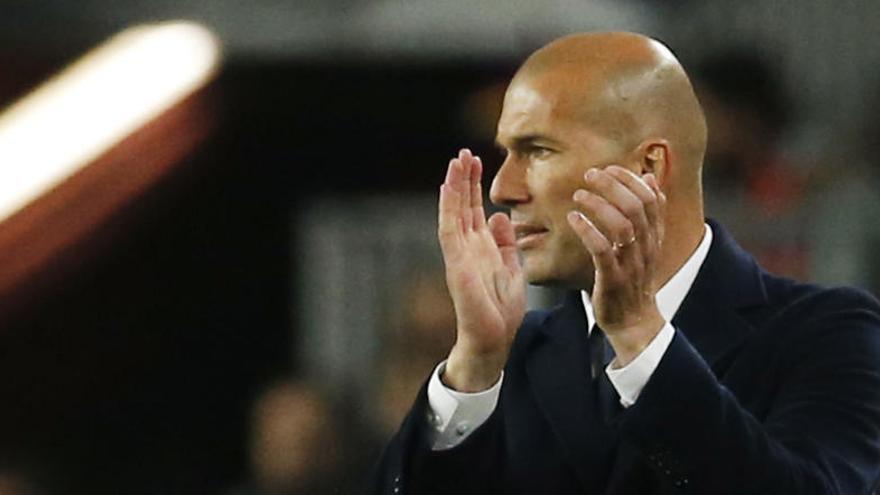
439, 149, 525, 357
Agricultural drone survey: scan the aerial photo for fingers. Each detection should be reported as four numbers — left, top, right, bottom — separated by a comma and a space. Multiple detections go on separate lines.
573, 182, 636, 247
445, 149, 487, 232
489, 212, 522, 305
605, 167, 658, 233
439, 156, 466, 258
458, 149, 474, 232
569, 165, 668, 291
488, 212, 520, 274
604, 167, 662, 256
439, 149, 490, 258
572, 166, 664, 252
566, 211, 617, 271
470, 154, 487, 230
643, 173, 667, 246
439, 179, 462, 257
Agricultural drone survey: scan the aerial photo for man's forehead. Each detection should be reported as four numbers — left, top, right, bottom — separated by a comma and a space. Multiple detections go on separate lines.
497, 84, 551, 132
496, 76, 596, 143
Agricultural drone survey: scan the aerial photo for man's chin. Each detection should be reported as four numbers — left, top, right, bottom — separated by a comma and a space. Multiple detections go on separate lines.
522, 261, 566, 288
523, 259, 594, 290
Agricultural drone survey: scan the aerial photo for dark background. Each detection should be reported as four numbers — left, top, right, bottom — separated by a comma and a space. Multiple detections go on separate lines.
0, 59, 510, 493
0, 1, 878, 493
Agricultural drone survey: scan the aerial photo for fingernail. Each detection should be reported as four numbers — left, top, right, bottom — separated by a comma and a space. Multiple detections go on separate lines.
572, 189, 588, 201
585, 168, 598, 180
567, 211, 580, 223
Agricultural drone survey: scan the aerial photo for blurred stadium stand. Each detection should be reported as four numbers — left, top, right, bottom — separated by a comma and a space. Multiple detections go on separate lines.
0, 1, 877, 493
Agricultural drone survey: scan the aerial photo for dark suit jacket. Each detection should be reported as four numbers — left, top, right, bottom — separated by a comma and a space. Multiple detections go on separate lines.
371, 220, 880, 494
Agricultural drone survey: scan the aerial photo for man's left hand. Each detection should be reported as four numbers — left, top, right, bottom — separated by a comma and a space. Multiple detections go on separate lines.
566, 165, 667, 367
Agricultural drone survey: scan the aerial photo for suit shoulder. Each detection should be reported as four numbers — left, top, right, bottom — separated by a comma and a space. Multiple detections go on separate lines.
759, 276, 880, 359
763, 274, 880, 323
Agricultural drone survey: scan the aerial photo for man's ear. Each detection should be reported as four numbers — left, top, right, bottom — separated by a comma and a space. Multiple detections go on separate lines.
635, 139, 670, 186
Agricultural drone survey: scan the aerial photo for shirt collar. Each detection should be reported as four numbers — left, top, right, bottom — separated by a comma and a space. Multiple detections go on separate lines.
581, 223, 713, 333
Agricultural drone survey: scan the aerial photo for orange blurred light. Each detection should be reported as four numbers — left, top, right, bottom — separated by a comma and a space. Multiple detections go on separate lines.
0, 21, 221, 222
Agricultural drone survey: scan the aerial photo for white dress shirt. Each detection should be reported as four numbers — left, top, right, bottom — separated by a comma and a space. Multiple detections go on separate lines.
427, 224, 713, 450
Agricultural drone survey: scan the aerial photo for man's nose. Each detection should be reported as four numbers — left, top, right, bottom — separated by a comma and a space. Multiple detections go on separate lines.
489, 157, 530, 207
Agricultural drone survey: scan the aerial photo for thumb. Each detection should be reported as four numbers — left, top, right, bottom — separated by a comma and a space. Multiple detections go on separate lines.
488, 212, 521, 274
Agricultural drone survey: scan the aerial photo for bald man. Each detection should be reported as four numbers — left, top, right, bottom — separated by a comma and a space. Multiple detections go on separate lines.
371, 32, 880, 494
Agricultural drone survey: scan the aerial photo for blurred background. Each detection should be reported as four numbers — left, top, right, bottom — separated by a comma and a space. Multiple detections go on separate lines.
0, 1, 878, 493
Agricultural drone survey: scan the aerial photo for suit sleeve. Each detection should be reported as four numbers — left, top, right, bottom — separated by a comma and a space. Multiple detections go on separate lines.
617, 289, 880, 494
367, 311, 553, 495
367, 379, 505, 495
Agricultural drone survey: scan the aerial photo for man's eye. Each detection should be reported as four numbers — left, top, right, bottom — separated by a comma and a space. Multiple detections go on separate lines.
529, 147, 552, 158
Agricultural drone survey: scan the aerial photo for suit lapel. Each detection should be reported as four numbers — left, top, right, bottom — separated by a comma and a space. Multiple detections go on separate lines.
671, 220, 768, 373
521, 220, 769, 492
525, 292, 617, 491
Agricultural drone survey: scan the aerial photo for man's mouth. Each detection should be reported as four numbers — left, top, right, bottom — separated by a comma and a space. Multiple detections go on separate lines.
513, 224, 550, 248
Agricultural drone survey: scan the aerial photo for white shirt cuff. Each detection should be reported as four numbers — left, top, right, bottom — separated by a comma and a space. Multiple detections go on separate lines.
606, 322, 675, 408
426, 360, 503, 450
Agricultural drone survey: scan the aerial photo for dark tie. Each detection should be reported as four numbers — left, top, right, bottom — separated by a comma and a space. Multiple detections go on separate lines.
589, 324, 607, 380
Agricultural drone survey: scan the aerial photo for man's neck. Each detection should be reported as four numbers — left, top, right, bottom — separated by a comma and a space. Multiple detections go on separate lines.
654, 216, 706, 290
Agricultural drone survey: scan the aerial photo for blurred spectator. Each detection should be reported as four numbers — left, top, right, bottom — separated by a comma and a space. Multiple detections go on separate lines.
231, 380, 344, 495
0, 468, 42, 495
374, 268, 455, 437
696, 48, 813, 280
806, 77, 880, 295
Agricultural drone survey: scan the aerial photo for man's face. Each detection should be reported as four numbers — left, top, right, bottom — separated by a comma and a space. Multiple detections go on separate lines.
490, 76, 626, 289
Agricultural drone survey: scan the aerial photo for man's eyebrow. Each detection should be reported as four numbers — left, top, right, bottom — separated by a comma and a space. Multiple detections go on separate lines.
495, 134, 562, 150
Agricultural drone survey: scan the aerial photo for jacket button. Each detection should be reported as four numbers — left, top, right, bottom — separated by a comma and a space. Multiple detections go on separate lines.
428, 412, 443, 427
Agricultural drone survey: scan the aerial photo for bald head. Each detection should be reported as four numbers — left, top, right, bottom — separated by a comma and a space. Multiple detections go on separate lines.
511, 32, 707, 193
492, 32, 709, 289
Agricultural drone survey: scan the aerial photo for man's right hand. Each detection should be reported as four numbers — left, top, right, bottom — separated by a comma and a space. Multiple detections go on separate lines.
438, 149, 526, 392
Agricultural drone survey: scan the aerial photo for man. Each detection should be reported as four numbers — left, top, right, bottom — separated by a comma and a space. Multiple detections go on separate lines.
371, 32, 880, 494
